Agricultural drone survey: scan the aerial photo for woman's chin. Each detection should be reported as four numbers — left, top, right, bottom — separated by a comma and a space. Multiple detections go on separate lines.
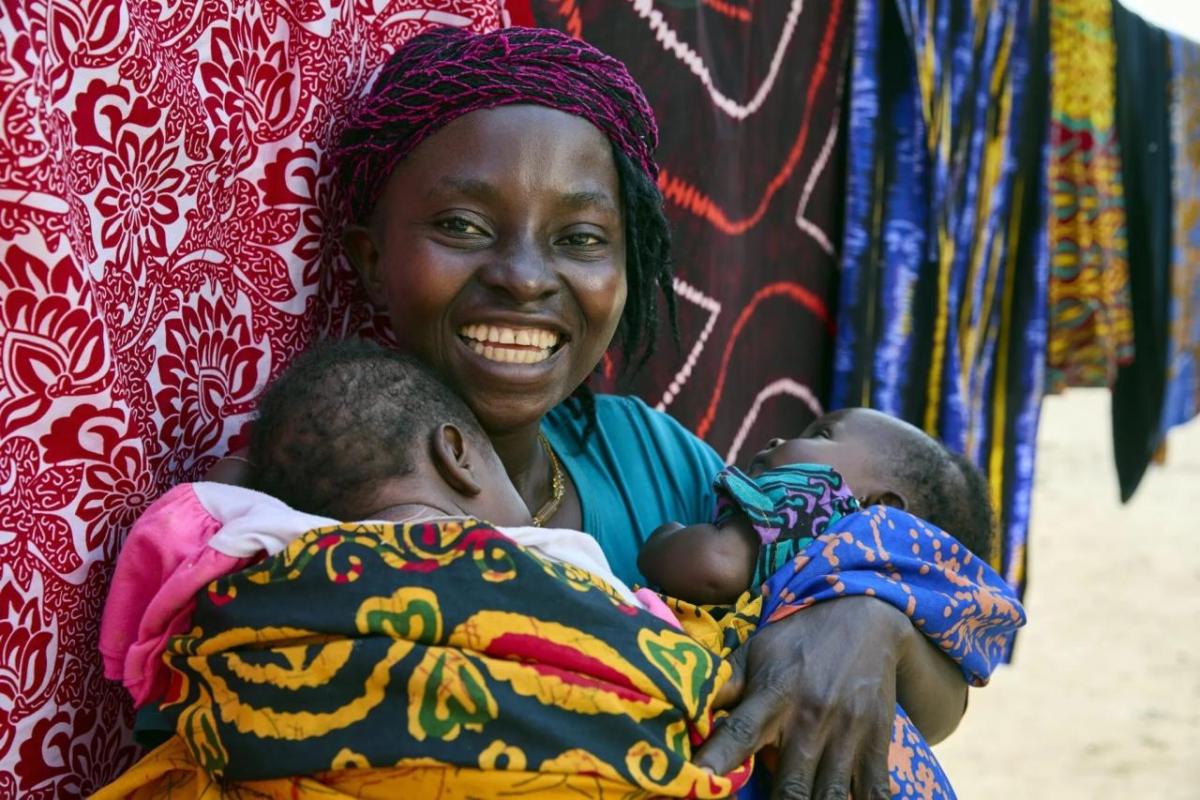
450, 337, 576, 430
454, 334, 567, 385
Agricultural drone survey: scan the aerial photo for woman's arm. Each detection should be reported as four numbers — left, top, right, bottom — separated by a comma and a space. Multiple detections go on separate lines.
895, 615, 969, 743
695, 597, 947, 799
694, 506, 1023, 797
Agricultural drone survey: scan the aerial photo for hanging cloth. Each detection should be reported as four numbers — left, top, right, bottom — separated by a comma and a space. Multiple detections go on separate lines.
1044, 0, 1134, 391
1159, 33, 1200, 438
1111, 3, 1172, 502
524, 0, 854, 462
831, 0, 1049, 603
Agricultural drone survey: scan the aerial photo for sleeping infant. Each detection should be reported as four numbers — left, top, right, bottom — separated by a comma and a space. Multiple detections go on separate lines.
252, 340, 995, 617
247, 337, 651, 610
637, 408, 996, 605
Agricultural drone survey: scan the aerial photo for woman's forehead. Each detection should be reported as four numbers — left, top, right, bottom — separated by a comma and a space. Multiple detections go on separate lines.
378, 106, 620, 207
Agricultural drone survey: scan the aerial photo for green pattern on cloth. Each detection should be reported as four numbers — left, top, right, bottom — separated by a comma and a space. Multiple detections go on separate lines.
713, 465, 860, 588
157, 518, 750, 796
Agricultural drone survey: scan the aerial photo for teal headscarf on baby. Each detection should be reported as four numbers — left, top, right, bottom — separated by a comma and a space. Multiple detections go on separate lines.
713, 464, 860, 588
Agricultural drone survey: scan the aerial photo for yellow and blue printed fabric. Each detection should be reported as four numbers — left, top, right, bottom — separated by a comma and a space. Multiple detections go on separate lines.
761, 506, 1026, 687
1045, 0, 1133, 392
1162, 33, 1200, 439
94, 511, 1023, 799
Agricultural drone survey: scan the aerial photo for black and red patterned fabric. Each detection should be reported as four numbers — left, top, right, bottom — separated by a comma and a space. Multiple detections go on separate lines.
524, 0, 853, 464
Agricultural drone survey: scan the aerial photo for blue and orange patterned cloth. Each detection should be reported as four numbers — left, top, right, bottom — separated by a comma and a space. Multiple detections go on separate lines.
95, 509, 1023, 799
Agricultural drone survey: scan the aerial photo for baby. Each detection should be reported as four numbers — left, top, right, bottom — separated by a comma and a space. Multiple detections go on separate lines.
248, 337, 647, 608
637, 408, 996, 605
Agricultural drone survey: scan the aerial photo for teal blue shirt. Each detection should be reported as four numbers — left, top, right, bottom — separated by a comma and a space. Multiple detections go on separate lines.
543, 394, 726, 586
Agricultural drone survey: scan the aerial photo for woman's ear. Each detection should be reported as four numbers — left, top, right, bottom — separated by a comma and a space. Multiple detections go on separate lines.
430, 423, 482, 497
343, 224, 387, 308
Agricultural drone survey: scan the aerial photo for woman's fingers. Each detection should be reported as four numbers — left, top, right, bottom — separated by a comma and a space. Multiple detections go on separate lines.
767, 735, 821, 800
810, 740, 857, 800
693, 677, 778, 775
851, 716, 894, 800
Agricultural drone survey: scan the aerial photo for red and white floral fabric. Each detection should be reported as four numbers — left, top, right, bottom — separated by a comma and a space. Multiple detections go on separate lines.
0, 3, 501, 795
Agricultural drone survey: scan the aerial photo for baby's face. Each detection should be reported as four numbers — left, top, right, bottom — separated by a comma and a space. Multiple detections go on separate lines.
748, 408, 917, 498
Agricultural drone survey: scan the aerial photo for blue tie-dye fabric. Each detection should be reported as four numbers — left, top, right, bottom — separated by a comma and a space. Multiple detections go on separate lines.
1161, 33, 1200, 437
832, 0, 1049, 603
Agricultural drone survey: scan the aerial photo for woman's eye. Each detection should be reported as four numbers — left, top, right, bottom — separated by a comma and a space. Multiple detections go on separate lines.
435, 216, 486, 236
557, 231, 606, 248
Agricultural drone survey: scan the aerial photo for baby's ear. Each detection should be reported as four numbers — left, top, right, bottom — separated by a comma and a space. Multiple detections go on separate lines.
865, 489, 908, 511
430, 423, 482, 497
343, 224, 386, 307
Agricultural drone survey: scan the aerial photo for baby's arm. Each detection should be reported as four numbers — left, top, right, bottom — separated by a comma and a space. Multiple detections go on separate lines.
637, 516, 759, 605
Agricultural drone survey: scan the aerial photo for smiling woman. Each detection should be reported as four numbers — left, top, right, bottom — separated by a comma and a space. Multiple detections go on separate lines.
345, 105, 629, 440
168, 24, 1009, 800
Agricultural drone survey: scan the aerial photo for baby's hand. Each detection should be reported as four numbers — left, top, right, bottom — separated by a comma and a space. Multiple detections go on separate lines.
646, 521, 684, 541
637, 519, 757, 606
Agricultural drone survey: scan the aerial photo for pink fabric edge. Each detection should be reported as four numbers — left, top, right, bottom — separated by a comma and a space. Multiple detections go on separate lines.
634, 588, 683, 629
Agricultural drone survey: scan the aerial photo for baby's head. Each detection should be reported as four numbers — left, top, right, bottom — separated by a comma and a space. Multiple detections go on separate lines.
249, 339, 531, 525
751, 408, 995, 561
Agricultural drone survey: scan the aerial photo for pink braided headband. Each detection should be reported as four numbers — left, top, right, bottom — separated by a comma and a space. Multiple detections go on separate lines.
335, 26, 660, 222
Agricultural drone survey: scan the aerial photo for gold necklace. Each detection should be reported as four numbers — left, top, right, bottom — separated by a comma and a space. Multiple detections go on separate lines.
531, 432, 565, 527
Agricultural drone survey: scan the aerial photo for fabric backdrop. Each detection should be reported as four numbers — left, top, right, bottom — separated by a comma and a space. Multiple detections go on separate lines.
1044, 0, 1132, 393
1110, 3, 1172, 503
523, 0, 853, 465
830, 0, 1049, 600
0, 3, 503, 795
1160, 34, 1200, 448
0, 0, 851, 794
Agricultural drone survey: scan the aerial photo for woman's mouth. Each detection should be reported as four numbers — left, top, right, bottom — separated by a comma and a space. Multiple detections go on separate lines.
458, 323, 562, 364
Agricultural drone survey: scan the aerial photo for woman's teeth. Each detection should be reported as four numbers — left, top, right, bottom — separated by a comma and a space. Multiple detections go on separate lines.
459, 324, 560, 364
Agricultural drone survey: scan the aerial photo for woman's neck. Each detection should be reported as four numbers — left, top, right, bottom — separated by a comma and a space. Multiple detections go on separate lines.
487, 422, 548, 509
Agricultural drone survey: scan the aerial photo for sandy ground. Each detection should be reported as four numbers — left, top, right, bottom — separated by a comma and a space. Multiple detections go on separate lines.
933, 389, 1200, 797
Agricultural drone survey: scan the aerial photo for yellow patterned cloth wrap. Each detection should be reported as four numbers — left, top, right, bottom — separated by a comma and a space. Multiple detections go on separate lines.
1046, 0, 1133, 391
92, 520, 752, 799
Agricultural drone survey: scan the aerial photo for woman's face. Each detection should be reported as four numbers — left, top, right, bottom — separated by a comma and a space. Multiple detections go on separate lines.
347, 105, 628, 435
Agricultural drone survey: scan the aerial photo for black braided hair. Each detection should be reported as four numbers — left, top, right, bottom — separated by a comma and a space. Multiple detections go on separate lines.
565, 146, 679, 432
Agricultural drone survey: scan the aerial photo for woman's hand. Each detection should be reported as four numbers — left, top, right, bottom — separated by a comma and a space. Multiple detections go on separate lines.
694, 596, 935, 800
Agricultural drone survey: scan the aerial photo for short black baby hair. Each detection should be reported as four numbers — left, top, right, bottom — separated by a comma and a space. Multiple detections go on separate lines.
249, 339, 485, 520
880, 436, 995, 563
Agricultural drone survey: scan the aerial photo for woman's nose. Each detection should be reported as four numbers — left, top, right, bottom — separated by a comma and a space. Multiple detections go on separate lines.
766, 437, 785, 449
479, 238, 558, 304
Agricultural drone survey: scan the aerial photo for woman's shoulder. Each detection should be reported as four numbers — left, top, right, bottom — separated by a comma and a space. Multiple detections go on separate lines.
593, 393, 681, 430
